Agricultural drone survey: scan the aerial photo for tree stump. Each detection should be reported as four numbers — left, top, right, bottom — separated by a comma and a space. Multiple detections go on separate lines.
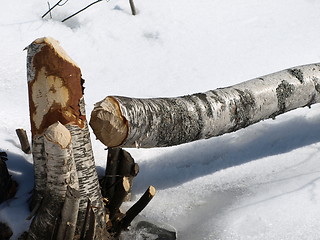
26, 37, 109, 239
25, 37, 156, 240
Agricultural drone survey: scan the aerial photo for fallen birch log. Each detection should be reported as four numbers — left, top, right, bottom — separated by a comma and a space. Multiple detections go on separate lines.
90, 63, 320, 148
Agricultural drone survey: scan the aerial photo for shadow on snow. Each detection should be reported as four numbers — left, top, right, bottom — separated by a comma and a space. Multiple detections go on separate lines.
132, 106, 320, 193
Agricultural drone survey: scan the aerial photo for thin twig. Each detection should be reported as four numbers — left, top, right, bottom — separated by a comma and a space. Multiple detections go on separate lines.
42, 0, 63, 18
58, 0, 69, 6
61, 0, 103, 22
129, 0, 136, 15
47, 2, 52, 19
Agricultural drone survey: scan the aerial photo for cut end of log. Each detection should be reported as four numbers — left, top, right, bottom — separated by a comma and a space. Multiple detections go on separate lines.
90, 97, 128, 147
123, 177, 131, 192
44, 122, 72, 148
148, 186, 156, 197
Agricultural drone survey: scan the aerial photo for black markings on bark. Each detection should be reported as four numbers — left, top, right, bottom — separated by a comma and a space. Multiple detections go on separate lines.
288, 69, 304, 83
275, 80, 295, 114
229, 89, 255, 130
209, 90, 226, 111
188, 96, 204, 140
157, 99, 181, 146
194, 93, 214, 118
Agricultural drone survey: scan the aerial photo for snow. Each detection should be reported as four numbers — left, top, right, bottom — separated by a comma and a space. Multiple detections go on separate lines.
1, 0, 320, 239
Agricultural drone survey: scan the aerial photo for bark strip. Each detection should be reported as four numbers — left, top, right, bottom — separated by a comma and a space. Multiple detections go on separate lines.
90, 63, 320, 148
57, 186, 81, 240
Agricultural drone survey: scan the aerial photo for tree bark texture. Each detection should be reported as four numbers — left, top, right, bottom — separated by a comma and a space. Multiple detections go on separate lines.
26, 37, 108, 239
57, 186, 81, 240
90, 63, 320, 148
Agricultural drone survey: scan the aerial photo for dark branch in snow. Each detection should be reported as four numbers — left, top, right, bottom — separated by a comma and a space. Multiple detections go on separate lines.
42, 0, 64, 18
61, 0, 103, 23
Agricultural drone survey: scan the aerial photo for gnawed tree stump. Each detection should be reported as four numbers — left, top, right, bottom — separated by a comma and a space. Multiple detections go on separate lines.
25, 37, 156, 240
27, 122, 80, 239
90, 63, 320, 148
26, 37, 109, 239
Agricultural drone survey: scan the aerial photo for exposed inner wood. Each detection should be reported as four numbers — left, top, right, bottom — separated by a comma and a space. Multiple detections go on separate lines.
44, 122, 72, 149
90, 96, 128, 147
27, 37, 85, 137
33, 37, 78, 67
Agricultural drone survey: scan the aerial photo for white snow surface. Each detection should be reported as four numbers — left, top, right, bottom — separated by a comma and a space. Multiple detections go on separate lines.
1, 0, 320, 239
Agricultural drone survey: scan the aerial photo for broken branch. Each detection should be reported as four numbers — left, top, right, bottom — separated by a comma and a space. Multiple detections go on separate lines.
16, 128, 31, 154
121, 186, 156, 230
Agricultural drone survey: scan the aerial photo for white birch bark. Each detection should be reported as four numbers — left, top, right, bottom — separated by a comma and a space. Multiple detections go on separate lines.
44, 122, 79, 197
66, 122, 106, 231
90, 63, 320, 148
30, 136, 46, 206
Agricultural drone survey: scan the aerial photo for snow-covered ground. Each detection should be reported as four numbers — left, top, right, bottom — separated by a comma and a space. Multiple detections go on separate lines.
1, 0, 320, 239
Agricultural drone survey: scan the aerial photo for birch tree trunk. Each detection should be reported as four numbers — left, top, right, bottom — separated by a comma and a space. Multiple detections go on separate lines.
26, 37, 108, 239
90, 63, 320, 148
28, 122, 79, 239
